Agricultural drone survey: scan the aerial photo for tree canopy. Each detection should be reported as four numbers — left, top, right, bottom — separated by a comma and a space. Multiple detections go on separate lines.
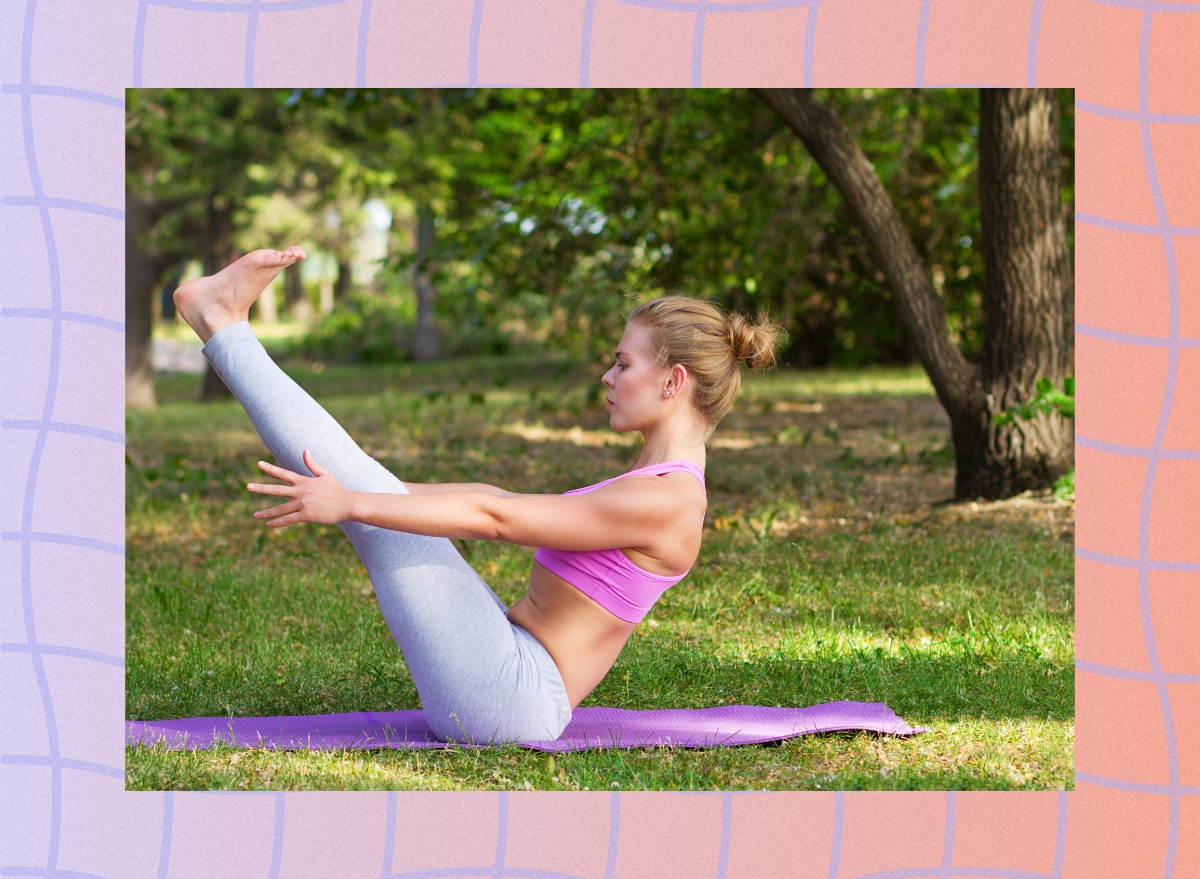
129, 88, 1070, 367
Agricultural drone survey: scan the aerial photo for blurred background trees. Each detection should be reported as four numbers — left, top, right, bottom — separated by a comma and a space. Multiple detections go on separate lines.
125, 87, 1073, 499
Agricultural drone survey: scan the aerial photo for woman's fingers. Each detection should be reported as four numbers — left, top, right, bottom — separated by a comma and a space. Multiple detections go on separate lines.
248, 455, 340, 528
256, 500, 305, 528
302, 449, 329, 477
258, 507, 303, 528
247, 480, 294, 497
265, 512, 304, 528
254, 501, 300, 520
257, 460, 297, 481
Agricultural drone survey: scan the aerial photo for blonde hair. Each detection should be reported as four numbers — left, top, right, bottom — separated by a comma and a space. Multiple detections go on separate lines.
626, 295, 786, 432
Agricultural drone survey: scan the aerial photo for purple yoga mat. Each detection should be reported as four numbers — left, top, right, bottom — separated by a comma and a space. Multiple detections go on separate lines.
126, 701, 926, 752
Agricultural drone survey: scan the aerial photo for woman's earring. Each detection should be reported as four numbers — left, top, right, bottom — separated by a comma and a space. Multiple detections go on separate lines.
664, 389, 673, 397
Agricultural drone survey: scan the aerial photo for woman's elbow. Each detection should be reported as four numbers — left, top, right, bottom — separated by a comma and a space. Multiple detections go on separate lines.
472, 497, 509, 543
478, 515, 505, 542
482, 499, 545, 546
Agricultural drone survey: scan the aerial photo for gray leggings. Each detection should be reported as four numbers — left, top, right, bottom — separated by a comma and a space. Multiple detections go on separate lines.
203, 321, 572, 743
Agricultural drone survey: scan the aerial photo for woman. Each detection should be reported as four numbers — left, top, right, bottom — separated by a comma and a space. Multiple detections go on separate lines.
175, 246, 783, 744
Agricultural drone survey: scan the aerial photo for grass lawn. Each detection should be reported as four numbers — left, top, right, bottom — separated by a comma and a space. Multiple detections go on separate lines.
126, 353, 1073, 790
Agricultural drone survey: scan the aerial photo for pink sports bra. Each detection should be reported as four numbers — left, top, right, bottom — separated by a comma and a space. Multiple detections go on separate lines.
533, 460, 706, 624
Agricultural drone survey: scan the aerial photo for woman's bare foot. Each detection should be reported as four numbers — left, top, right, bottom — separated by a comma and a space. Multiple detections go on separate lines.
174, 247, 307, 343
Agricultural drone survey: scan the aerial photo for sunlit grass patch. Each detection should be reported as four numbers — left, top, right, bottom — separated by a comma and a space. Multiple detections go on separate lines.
742, 363, 936, 399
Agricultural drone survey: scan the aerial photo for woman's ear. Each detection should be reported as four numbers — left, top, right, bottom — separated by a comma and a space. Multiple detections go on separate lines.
669, 364, 689, 396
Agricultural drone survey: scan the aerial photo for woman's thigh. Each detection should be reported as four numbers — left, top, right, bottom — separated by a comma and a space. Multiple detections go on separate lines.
345, 520, 571, 742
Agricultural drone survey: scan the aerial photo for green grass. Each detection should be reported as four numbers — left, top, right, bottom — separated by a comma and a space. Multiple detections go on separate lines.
126, 355, 1073, 790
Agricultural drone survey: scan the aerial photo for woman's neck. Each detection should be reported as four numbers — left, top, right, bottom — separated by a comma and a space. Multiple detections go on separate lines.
634, 423, 708, 471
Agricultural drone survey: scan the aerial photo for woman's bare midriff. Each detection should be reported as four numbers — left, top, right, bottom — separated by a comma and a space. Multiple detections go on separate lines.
506, 561, 638, 708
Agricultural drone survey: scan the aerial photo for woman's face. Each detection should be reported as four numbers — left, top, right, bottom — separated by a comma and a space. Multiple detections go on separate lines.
601, 321, 670, 432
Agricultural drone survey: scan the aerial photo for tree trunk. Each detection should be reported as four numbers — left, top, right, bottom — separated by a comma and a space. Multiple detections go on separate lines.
960, 88, 1074, 498
285, 262, 313, 322
125, 194, 164, 411
412, 203, 441, 361
756, 88, 1073, 500
160, 272, 181, 321
756, 89, 976, 410
335, 257, 353, 302
283, 261, 302, 310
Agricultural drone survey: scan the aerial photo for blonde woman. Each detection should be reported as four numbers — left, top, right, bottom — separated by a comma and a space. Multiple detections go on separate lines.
174, 246, 784, 743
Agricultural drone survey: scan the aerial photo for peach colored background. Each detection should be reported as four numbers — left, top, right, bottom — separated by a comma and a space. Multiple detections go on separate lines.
1, 0, 1196, 875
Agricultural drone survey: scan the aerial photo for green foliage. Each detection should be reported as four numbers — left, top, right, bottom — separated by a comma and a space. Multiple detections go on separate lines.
428, 88, 990, 366
128, 86, 394, 299
132, 88, 1073, 369
416, 88, 1070, 366
993, 377, 1075, 425
295, 287, 521, 364
992, 377, 1075, 501
293, 290, 415, 364
1052, 470, 1075, 502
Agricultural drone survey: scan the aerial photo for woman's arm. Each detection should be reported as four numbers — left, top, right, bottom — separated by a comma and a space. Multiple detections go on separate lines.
248, 450, 700, 554
405, 482, 519, 498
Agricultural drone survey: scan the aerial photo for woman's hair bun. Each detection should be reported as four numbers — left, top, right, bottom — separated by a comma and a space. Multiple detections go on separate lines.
727, 311, 785, 371
624, 293, 787, 432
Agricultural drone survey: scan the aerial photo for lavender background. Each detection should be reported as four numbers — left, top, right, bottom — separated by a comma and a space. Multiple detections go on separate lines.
2, 0, 1197, 876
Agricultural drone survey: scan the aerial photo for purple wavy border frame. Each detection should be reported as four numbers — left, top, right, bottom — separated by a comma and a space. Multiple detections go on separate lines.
132, 0, 830, 89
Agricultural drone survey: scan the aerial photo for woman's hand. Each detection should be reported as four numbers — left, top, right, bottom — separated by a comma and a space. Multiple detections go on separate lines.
248, 450, 353, 528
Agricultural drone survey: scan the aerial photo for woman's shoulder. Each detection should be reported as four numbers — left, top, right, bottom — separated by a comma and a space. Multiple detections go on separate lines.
603, 466, 707, 520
